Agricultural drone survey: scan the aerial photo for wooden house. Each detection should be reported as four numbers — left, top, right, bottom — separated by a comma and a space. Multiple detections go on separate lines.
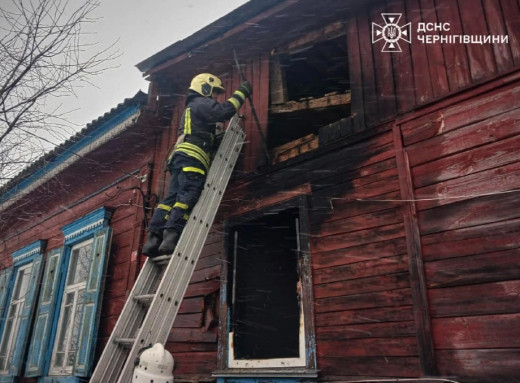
0, 0, 519, 382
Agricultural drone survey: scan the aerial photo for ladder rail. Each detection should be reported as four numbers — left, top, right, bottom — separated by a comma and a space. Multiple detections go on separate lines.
90, 259, 163, 382
117, 116, 245, 383
91, 115, 245, 383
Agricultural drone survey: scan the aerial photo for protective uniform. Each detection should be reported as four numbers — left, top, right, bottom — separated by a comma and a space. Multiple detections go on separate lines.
143, 73, 251, 256
132, 343, 174, 383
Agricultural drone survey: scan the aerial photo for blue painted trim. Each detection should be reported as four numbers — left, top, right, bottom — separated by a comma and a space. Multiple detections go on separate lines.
43, 245, 71, 378
42, 207, 113, 379
39, 376, 83, 383
62, 206, 112, 245
217, 378, 314, 383
0, 105, 140, 205
11, 240, 46, 264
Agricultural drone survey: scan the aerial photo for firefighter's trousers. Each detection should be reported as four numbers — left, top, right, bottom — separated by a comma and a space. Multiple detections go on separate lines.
149, 154, 207, 235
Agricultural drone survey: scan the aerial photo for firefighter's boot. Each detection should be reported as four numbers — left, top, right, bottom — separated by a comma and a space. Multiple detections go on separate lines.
158, 229, 180, 255
142, 231, 163, 257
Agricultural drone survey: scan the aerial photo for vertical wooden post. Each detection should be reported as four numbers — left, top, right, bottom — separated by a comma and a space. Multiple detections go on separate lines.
269, 53, 288, 105
393, 124, 438, 376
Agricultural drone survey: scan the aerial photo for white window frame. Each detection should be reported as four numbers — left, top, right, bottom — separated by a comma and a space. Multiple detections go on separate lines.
49, 239, 93, 376
227, 214, 307, 369
0, 263, 32, 373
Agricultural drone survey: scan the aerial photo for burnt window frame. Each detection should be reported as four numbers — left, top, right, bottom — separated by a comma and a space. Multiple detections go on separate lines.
267, 27, 351, 164
215, 195, 316, 377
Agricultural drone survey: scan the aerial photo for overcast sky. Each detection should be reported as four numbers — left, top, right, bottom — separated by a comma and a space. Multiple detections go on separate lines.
67, 0, 249, 127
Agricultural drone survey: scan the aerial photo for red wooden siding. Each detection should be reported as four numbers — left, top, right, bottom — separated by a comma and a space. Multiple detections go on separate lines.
308, 127, 421, 378
398, 72, 520, 380
348, 0, 520, 128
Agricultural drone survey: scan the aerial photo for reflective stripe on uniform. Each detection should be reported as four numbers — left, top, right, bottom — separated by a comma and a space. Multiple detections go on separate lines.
158, 203, 172, 212
183, 214, 190, 221
182, 166, 205, 175
227, 97, 240, 111
174, 202, 189, 210
183, 108, 192, 135
174, 142, 210, 169
234, 90, 246, 102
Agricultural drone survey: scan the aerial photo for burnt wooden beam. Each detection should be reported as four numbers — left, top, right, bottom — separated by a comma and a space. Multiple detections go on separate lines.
270, 91, 351, 113
269, 54, 288, 105
393, 124, 438, 376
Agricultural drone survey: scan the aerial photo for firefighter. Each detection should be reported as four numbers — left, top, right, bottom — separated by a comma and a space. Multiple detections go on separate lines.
143, 73, 252, 257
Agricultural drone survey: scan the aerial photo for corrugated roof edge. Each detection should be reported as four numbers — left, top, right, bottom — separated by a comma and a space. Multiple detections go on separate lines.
0, 90, 148, 200
135, 0, 280, 74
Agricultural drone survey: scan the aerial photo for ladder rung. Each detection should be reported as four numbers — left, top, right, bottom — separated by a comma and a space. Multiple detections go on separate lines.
114, 338, 135, 349
91, 114, 245, 383
151, 255, 171, 265
133, 294, 155, 305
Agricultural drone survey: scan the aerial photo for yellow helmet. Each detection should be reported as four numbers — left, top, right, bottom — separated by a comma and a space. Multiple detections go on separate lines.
189, 73, 225, 97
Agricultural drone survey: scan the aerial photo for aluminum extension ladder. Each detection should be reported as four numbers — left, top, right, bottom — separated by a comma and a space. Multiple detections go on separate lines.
91, 114, 246, 383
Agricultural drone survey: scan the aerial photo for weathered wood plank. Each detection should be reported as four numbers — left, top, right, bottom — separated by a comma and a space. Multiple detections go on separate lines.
429, 280, 520, 318
190, 264, 221, 284
421, 218, 520, 261
436, 349, 520, 379
401, 81, 520, 146
269, 54, 287, 104
315, 305, 414, 327
315, 287, 413, 313
316, 320, 416, 340
357, 6, 379, 126
418, 191, 520, 235
169, 342, 217, 353
406, 106, 520, 168
312, 236, 407, 270
314, 254, 409, 285
388, 0, 415, 113
483, 0, 515, 72
318, 337, 418, 357
415, 161, 520, 211
394, 125, 437, 376
311, 148, 397, 193
370, 4, 396, 120
168, 327, 217, 343
314, 272, 410, 299
412, 134, 520, 189
184, 279, 220, 298
432, 313, 520, 349
406, 0, 433, 104
169, 351, 217, 375
458, 0, 497, 81
501, 0, 520, 65
311, 223, 405, 254
419, 0, 450, 98
172, 313, 203, 328
346, 16, 366, 130
316, 207, 403, 237
318, 356, 421, 377
425, 248, 520, 288
270, 92, 351, 113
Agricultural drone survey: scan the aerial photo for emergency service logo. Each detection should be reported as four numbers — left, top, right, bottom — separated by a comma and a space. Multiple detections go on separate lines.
372, 13, 412, 52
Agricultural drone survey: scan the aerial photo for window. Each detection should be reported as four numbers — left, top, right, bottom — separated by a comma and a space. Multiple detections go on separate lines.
0, 264, 32, 373
268, 33, 350, 164
25, 207, 112, 382
50, 239, 92, 375
0, 241, 45, 382
218, 197, 316, 377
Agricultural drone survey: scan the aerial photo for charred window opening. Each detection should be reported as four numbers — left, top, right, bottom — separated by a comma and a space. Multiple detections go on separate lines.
228, 208, 302, 363
268, 35, 350, 162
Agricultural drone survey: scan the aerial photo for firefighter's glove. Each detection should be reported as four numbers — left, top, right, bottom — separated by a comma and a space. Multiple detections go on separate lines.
238, 81, 252, 98
229, 80, 252, 111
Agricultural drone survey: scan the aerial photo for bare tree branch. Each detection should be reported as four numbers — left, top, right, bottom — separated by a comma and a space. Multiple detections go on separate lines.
0, 0, 118, 186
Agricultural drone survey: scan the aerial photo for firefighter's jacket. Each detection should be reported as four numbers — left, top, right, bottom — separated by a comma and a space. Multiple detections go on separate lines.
172, 92, 238, 171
